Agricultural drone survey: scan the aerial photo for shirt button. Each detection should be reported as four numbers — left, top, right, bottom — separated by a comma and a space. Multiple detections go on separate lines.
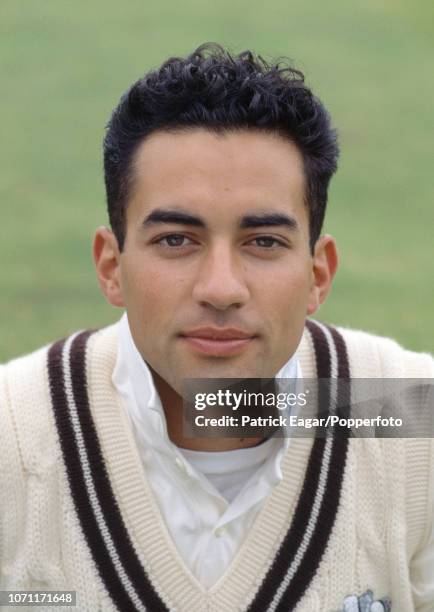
214, 526, 225, 538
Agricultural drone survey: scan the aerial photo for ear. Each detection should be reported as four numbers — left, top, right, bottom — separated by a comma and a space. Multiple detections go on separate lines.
306, 234, 338, 315
93, 226, 125, 308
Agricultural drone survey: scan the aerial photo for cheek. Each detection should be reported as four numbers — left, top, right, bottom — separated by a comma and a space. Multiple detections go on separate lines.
260, 264, 311, 308
120, 258, 189, 316
257, 265, 311, 344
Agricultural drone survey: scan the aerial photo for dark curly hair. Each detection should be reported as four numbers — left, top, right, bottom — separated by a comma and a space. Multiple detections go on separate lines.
104, 43, 339, 252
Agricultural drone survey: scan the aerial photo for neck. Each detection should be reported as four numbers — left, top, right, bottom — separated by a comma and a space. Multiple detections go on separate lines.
150, 368, 265, 451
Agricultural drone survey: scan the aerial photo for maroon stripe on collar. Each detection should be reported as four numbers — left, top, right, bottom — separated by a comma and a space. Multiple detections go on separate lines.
326, 323, 350, 379
305, 318, 333, 378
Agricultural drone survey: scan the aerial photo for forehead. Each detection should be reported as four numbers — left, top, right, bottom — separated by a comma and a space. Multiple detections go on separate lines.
128, 128, 307, 226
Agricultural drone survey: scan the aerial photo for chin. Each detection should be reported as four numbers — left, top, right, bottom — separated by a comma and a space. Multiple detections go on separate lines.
184, 362, 264, 381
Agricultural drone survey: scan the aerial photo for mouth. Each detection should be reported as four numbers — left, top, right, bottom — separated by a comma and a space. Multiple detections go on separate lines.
179, 327, 258, 357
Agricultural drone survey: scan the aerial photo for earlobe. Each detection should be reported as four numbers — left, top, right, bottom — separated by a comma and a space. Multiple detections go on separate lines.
306, 235, 338, 316
93, 226, 125, 308
306, 286, 320, 316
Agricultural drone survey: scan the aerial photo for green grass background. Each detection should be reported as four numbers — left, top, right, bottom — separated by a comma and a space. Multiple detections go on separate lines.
1, 0, 433, 361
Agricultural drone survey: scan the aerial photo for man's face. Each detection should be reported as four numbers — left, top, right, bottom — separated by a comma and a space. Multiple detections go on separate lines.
96, 128, 336, 394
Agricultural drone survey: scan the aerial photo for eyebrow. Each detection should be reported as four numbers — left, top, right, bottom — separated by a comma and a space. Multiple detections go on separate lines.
142, 209, 205, 227
142, 208, 299, 232
239, 213, 299, 231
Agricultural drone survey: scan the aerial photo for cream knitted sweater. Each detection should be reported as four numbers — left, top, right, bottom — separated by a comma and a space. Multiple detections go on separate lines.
0, 320, 433, 612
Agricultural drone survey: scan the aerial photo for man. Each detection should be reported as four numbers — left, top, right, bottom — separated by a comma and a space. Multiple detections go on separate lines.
0, 44, 432, 611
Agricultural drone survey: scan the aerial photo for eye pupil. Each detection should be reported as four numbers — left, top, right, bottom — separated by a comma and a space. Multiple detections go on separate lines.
166, 234, 185, 246
257, 237, 275, 247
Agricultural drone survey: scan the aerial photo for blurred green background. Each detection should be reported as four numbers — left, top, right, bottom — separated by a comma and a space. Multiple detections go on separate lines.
1, 0, 433, 361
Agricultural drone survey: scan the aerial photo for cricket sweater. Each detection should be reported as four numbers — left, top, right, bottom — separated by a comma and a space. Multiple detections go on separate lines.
0, 320, 433, 611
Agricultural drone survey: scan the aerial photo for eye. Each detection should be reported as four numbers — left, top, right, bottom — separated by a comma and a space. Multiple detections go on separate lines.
155, 234, 193, 247
249, 236, 285, 248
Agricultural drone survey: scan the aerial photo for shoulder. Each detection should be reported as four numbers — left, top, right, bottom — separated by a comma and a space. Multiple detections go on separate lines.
1, 323, 119, 375
0, 324, 119, 470
1, 323, 119, 413
325, 325, 433, 555
300, 319, 433, 378
0, 342, 53, 418
329, 324, 433, 378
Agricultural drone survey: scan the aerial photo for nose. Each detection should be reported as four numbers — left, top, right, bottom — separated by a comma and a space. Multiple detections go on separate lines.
192, 242, 250, 311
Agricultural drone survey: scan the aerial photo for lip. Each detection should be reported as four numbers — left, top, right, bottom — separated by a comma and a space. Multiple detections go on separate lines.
180, 327, 255, 340
179, 327, 257, 356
